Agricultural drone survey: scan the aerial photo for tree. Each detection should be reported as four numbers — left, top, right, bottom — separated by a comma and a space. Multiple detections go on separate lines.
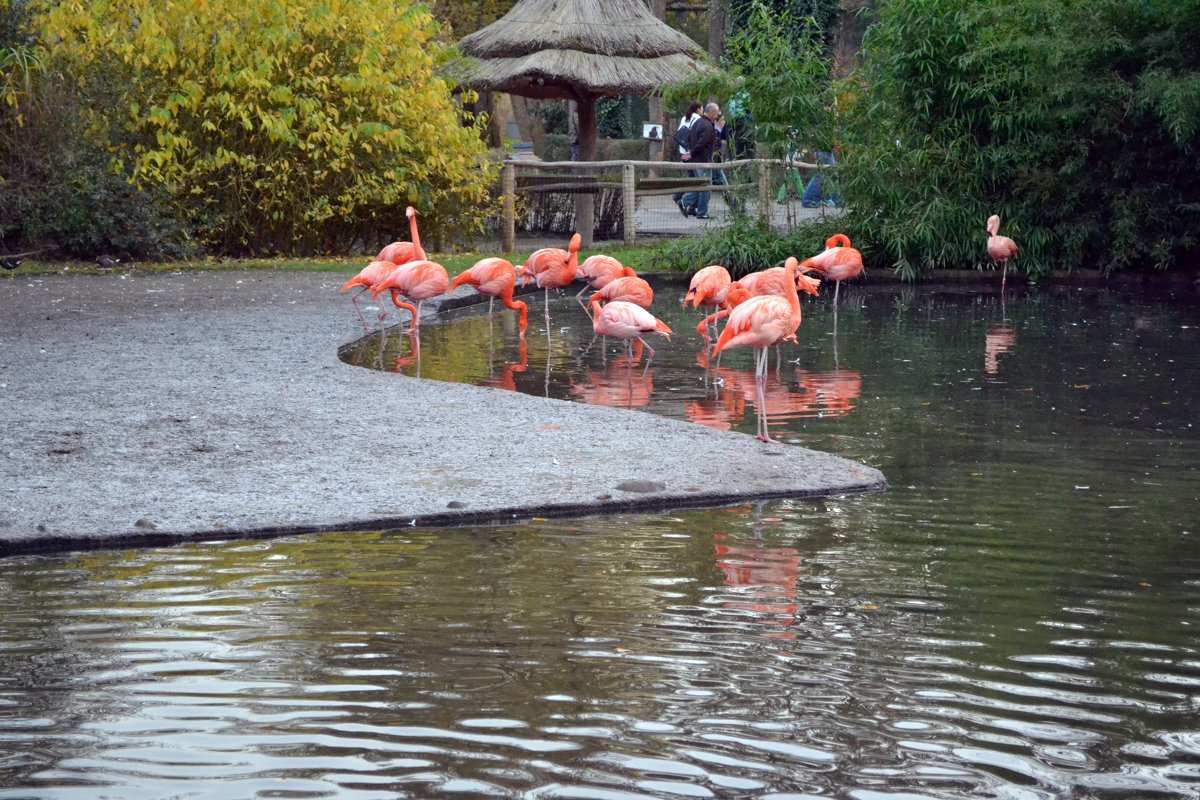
35, 0, 496, 256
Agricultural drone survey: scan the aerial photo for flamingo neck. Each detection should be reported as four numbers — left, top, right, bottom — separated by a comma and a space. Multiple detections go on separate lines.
409, 213, 424, 260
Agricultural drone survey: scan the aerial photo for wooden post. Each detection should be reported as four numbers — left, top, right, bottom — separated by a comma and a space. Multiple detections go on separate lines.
622, 163, 636, 246
501, 162, 516, 254
758, 160, 771, 227
574, 95, 597, 249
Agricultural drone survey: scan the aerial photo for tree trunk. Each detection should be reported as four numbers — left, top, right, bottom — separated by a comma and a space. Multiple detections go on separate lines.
574, 94, 596, 249
708, 0, 726, 60
648, 0, 667, 167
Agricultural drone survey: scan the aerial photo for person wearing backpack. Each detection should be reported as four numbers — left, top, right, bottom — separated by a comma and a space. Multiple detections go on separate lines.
672, 102, 703, 215
680, 102, 721, 219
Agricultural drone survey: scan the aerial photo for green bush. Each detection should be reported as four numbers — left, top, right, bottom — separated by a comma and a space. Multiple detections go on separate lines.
840, 0, 1200, 279
652, 214, 847, 278
35, 0, 495, 257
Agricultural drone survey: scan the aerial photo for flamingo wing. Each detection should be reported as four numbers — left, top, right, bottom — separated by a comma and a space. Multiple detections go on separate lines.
713, 296, 795, 353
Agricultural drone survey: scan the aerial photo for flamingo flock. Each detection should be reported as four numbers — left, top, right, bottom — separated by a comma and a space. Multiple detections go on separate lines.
339, 210, 1015, 442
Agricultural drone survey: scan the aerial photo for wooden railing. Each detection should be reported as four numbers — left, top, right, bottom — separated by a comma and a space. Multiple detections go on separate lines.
499, 157, 822, 252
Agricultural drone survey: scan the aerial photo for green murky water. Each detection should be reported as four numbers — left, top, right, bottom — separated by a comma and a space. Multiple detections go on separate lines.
2, 281, 1198, 798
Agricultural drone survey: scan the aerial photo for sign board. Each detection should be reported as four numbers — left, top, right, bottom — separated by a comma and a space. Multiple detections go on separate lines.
641, 123, 663, 141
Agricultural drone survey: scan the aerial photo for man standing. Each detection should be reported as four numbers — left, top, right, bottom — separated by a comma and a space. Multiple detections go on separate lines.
681, 102, 721, 219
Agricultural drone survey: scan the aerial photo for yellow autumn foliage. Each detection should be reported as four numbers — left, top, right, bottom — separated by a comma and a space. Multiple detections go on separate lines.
34, 0, 495, 255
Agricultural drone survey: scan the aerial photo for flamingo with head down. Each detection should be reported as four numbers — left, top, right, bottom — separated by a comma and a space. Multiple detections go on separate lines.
685, 264, 733, 340
340, 259, 417, 330
576, 254, 630, 300
586, 274, 654, 318
449, 257, 528, 336
592, 300, 672, 365
369, 259, 450, 332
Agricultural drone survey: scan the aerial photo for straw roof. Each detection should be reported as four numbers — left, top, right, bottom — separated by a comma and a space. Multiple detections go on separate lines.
457, 0, 710, 99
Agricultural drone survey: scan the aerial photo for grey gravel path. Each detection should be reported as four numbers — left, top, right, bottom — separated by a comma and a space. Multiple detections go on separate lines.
0, 269, 886, 555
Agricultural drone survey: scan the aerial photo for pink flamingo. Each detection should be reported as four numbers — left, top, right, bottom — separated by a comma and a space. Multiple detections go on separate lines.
531, 233, 582, 330
376, 206, 426, 265
576, 254, 630, 300
592, 300, 672, 365
519, 233, 581, 286
711, 257, 808, 442
685, 264, 733, 309
986, 215, 1019, 290
340, 259, 416, 330
710, 267, 819, 365
696, 281, 752, 341
369, 259, 450, 331
799, 233, 863, 306
685, 264, 733, 340
586, 274, 654, 318
448, 257, 528, 336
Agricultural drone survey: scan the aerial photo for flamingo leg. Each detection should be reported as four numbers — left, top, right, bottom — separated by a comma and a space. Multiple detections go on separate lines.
754, 347, 773, 442
544, 289, 552, 331
349, 289, 373, 331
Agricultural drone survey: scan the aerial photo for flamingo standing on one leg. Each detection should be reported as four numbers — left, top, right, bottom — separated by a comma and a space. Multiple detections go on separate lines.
376, 206, 427, 265
531, 233, 582, 330
711, 257, 807, 443
799, 234, 863, 307
369, 259, 450, 332
340, 259, 416, 330
592, 300, 673, 366
710, 266, 820, 367
519, 233, 582, 286
448, 257, 529, 336
986, 215, 1019, 290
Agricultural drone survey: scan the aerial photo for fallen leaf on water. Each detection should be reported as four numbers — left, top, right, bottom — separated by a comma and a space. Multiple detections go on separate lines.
534, 423, 562, 431
1139, 582, 1152, 588
861, 604, 878, 611
970, 472, 983, 477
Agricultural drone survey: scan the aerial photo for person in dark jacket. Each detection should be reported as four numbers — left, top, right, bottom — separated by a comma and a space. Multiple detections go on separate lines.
680, 102, 721, 219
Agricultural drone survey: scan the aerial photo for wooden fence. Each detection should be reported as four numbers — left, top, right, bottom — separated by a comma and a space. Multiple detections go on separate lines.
499, 157, 822, 252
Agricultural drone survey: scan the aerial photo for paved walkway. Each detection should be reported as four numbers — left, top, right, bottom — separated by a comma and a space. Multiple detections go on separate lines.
0, 270, 885, 555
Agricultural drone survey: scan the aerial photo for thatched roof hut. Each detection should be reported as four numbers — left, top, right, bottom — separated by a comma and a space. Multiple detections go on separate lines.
458, 0, 709, 103
458, 0, 712, 245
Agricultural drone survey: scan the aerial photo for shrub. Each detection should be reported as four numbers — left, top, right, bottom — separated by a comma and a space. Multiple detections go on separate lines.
840, 0, 1200, 279
35, 0, 496, 257
652, 214, 845, 278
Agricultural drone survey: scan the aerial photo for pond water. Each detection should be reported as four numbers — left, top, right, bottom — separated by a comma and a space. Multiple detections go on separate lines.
2, 280, 1199, 799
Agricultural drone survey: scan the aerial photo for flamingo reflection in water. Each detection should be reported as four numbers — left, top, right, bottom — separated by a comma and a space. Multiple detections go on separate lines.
478, 336, 529, 392
690, 350, 862, 437
570, 350, 655, 410
984, 322, 1016, 376
714, 532, 802, 640
390, 328, 423, 377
